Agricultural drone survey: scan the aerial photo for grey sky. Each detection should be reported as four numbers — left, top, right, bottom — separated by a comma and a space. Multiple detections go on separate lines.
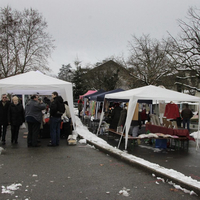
1, 0, 200, 75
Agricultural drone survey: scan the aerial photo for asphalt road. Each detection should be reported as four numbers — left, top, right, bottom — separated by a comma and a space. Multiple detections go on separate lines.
100, 133, 200, 183
0, 128, 199, 200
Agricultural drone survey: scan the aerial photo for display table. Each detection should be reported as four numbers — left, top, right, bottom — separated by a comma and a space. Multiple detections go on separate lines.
145, 124, 173, 135
145, 124, 194, 141
108, 126, 192, 150
108, 129, 135, 139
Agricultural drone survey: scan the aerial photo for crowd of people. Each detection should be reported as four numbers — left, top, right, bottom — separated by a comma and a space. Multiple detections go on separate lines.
0, 92, 195, 147
0, 92, 72, 147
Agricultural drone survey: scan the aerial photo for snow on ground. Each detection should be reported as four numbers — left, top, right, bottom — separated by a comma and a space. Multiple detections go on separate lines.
1, 183, 22, 195
75, 115, 200, 193
0, 147, 5, 155
190, 131, 200, 149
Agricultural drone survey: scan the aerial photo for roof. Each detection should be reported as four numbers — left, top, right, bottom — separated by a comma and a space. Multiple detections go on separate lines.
79, 90, 97, 99
0, 71, 76, 127
105, 85, 200, 102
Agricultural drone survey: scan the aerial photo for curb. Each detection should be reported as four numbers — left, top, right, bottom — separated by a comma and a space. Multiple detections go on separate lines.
80, 136, 200, 196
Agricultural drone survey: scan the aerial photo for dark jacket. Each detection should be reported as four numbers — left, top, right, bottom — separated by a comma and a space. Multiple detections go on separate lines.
110, 106, 123, 129
0, 100, 11, 125
118, 109, 127, 127
50, 96, 64, 118
8, 103, 25, 126
78, 101, 83, 111
25, 99, 46, 123
181, 108, 193, 119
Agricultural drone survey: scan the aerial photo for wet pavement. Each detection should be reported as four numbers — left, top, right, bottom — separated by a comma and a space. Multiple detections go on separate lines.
99, 134, 200, 183
0, 126, 200, 199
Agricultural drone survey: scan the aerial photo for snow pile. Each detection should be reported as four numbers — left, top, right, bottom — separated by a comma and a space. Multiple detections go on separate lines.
118, 187, 130, 197
79, 139, 87, 144
190, 131, 200, 140
75, 115, 200, 191
168, 180, 198, 196
2, 183, 22, 195
0, 147, 5, 155
152, 174, 198, 196
157, 177, 165, 183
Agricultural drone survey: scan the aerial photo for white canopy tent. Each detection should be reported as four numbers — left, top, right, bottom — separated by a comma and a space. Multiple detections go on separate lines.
0, 71, 76, 128
104, 85, 200, 149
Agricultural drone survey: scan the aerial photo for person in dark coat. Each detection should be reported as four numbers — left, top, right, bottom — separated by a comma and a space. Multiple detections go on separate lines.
8, 96, 25, 144
109, 103, 123, 130
78, 99, 83, 118
181, 104, 193, 131
48, 92, 65, 147
25, 94, 46, 147
0, 94, 11, 145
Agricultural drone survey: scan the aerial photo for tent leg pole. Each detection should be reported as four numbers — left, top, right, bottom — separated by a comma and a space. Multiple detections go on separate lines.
117, 134, 123, 149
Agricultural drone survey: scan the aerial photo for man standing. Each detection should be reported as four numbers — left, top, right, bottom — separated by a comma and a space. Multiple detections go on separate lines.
48, 92, 65, 147
25, 95, 46, 147
0, 94, 10, 145
78, 99, 83, 118
181, 104, 193, 131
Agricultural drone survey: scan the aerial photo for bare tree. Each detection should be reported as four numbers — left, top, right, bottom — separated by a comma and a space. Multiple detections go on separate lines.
0, 6, 55, 78
0, 7, 20, 77
127, 34, 175, 86
167, 7, 200, 92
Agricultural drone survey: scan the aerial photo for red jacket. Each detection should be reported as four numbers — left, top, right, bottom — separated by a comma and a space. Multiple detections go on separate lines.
164, 103, 180, 119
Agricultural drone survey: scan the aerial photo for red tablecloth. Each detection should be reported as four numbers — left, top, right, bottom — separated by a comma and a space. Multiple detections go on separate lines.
145, 124, 194, 141
146, 124, 173, 135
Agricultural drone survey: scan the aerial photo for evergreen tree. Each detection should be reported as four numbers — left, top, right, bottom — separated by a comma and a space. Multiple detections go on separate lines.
57, 64, 73, 82
72, 65, 87, 100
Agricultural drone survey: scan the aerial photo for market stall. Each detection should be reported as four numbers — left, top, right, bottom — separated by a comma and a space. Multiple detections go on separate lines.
0, 71, 76, 129
82, 88, 124, 133
79, 90, 97, 100
103, 85, 200, 149
83, 89, 105, 117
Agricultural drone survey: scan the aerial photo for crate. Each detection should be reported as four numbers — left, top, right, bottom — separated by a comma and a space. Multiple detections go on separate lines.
155, 139, 167, 149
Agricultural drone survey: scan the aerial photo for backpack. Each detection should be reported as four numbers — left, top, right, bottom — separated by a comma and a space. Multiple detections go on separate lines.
56, 96, 65, 114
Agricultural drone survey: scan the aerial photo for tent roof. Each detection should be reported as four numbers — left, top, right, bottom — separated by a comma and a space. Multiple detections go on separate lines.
84, 89, 105, 99
0, 71, 72, 95
90, 88, 125, 101
0, 71, 76, 127
105, 85, 200, 102
79, 90, 97, 99
103, 85, 200, 150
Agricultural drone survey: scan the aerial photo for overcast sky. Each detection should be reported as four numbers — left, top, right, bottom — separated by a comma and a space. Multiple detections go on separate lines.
1, 0, 200, 75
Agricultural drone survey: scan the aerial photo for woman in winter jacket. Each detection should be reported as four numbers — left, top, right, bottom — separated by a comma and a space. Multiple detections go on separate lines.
8, 96, 25, 144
